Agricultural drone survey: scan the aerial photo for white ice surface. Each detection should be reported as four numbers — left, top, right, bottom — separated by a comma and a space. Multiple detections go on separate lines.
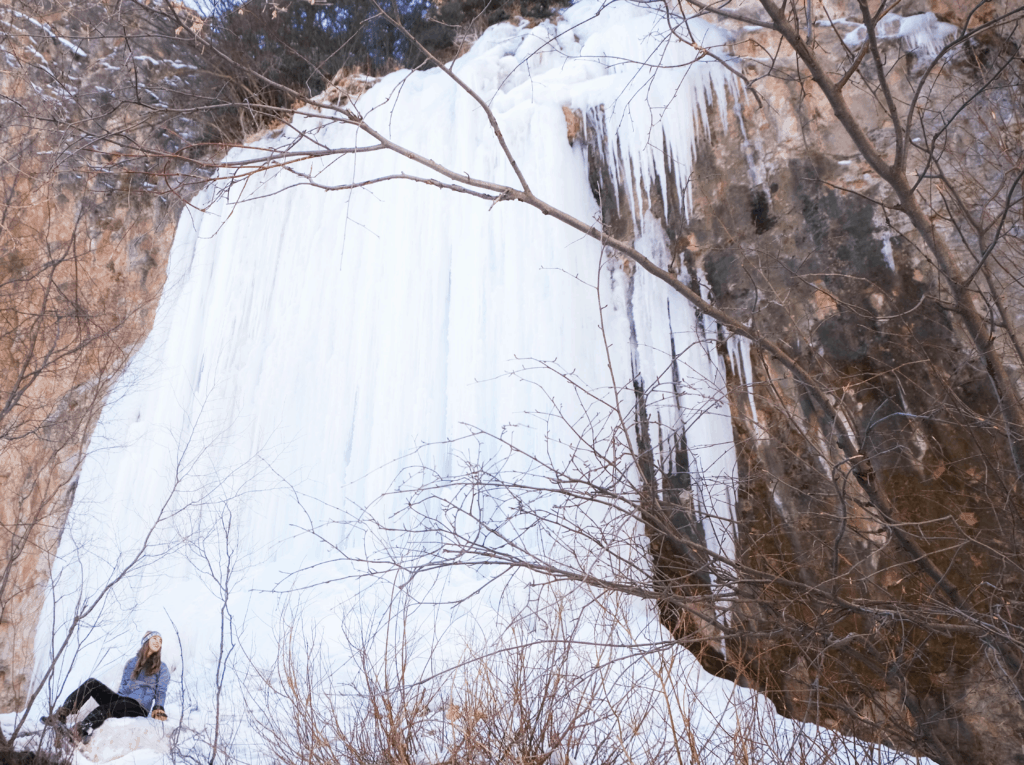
842, 11, 957, 55
20, 3, 927, 764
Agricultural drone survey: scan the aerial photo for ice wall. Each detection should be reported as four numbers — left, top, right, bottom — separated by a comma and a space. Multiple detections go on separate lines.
30, 3, 922, 764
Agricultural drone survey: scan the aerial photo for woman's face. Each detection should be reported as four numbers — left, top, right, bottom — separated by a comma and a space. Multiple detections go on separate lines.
148, 635, 162, 653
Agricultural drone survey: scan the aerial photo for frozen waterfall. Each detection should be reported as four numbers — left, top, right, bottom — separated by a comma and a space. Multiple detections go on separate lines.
29, 3, 925, 764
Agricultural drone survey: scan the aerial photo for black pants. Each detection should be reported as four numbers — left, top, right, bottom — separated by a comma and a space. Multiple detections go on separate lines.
62, 678, 147, 733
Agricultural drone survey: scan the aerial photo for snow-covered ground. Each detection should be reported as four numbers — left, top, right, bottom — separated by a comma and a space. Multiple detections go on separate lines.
10, 2, 928, 764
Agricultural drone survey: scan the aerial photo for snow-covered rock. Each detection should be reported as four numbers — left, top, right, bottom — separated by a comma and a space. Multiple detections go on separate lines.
77, 718, 170, 765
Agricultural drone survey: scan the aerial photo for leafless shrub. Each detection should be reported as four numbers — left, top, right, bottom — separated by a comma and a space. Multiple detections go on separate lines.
249, 587, 919, 765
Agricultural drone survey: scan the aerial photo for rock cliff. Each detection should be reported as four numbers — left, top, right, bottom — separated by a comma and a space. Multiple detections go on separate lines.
576, 3, 1024, 762
0, 0, 211, 713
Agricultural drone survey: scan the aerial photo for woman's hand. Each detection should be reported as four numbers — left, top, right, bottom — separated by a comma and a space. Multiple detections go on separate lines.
151, 706, 168, 721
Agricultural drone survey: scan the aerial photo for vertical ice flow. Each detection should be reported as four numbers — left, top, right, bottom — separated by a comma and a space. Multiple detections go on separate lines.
35, 1, 815, 759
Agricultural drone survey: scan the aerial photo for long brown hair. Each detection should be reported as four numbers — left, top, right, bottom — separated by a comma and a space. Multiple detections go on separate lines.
131, 638, 162, 679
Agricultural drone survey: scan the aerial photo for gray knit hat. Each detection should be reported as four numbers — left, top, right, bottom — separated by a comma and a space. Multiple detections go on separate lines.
142, 631, 162, 645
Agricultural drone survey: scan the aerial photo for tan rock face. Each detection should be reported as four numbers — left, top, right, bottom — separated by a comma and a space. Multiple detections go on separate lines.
585, 7, 1024, 764
0, 0, 214, 713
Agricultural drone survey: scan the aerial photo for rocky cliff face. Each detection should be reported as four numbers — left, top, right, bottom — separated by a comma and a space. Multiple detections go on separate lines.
0, 0, 212, 713
577, 3, 1024, 762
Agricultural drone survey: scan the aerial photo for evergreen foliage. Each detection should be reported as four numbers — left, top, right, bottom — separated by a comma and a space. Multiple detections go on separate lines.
188, 0, 562, 136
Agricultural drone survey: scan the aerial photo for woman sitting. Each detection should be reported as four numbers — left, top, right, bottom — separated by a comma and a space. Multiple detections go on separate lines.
43, 631, 170, 741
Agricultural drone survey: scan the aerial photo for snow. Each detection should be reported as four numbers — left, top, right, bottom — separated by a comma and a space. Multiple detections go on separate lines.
0, 715, 168, 765
133, 55, 196, 70
77, 719, 170, 764
19, 2, 929, 764
3, 9, 88, 59
56, 36, 87, 59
